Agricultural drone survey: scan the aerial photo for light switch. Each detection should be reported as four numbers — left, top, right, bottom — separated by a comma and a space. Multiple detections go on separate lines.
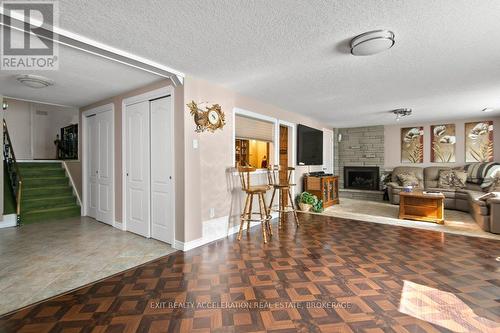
193, 139, 199, 149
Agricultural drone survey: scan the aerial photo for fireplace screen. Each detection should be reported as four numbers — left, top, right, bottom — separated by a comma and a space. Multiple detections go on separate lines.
344, 166, 379, 190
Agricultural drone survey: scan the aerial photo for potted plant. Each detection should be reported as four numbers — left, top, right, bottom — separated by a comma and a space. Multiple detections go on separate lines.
312, 198, 323, 213
297, 192, 316, 212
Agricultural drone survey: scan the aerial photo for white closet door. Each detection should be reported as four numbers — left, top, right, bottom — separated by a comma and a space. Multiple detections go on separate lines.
323, 128, 334, 174
96, 111, 113, 224
125, 101, 150, 237
150, 97, 173, 244
87, 115, 98, 219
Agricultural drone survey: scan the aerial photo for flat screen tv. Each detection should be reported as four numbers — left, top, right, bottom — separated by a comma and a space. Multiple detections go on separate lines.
297, 124, 323, 165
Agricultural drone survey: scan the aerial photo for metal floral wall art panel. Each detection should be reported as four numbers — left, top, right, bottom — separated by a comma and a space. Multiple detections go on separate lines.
401, 127, 424, 163
430, 124, 456, 163
465, 121, 494, 162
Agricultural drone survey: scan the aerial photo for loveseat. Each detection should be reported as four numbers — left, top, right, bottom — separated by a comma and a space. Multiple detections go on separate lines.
387, 166, 500, 233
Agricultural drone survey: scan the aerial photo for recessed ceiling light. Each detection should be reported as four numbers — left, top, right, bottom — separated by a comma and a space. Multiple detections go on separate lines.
350, 30, 395, 56
15, 74, 54, 89
482, 107, 494, 113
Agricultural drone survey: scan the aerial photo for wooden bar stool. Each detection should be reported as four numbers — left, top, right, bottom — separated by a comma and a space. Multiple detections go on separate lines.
267, 165, 299, 228
237, 167, 273, 243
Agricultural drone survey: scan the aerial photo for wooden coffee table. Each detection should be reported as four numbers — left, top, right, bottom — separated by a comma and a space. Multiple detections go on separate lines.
399, 191, 445, 224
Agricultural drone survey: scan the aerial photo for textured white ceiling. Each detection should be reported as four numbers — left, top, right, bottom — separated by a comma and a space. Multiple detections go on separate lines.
12, 1, 500, 125
0, 31, 161, 107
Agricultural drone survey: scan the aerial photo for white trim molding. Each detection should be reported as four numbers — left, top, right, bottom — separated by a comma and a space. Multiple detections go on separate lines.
232, 107, 280, 167
0, 214, 17, 228
174, 212, 279, 252
0, 9, 184, 85
113, 220, 125, 231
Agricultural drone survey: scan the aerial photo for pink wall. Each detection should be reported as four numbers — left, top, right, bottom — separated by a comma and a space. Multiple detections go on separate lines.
183, 76, 324, 242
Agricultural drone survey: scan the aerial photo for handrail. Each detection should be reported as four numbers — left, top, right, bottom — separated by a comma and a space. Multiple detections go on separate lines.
3, 119, 22, 225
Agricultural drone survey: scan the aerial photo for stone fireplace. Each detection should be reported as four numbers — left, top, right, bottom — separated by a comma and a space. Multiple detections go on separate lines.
344, 166, 380, 191
334, 125, 385, 201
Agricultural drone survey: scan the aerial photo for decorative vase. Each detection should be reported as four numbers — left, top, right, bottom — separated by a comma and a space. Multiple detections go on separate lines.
299, 203, 311, 212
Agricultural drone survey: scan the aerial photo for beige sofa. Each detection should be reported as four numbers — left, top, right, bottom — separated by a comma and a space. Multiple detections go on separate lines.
387, 166, 500, 233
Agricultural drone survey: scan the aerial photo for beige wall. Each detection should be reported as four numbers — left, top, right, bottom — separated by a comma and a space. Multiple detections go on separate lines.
183, 76, 324, 241
4, 99, 31, 159
384, 117, 500, 169
4, 98, 78, 160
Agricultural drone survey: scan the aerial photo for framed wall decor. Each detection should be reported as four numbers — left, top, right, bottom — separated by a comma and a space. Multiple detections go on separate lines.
401, 127, 424, 163
430, 124, 456, 163
465, 121, 494, 162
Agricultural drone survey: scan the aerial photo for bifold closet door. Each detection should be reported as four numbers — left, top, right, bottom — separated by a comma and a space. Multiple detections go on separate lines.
150, 96, 173, 244
96, 111, 113, 224
86, 111, 113, 225
86, 115, 98, 219
125, 101, 150, 237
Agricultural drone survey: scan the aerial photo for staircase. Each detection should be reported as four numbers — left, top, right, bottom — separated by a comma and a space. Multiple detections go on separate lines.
19, 162, 80, 224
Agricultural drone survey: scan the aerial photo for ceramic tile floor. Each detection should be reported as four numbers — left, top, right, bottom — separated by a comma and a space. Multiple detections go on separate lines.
0, 216, 176, 315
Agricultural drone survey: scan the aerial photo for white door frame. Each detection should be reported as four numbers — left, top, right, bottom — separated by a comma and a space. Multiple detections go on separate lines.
121, 86, 175, 241
232, 107, 279, 168
82, 103, 115, 225
322, 128, 334, 173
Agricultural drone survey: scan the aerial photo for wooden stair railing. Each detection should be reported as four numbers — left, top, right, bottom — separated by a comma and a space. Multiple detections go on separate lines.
3, 119, 22, 226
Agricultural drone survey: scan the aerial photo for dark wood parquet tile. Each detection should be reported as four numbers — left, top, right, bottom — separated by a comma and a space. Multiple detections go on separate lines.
1, 213, 499, 333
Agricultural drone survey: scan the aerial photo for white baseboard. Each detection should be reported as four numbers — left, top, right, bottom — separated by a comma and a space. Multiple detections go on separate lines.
173, 238, 206, 251
0, 214, 17, 228
113, 220, 125, 231
174, 212, 278, 252
17, 160, 63, 163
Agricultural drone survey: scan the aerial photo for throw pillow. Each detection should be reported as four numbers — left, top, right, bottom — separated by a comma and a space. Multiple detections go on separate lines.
397, 173, 419, 187
453, 170, 467, 188
438, 170, 467, 189
484, 174, 500, 193
480, 165, 500, 189
464, 162, 500, 184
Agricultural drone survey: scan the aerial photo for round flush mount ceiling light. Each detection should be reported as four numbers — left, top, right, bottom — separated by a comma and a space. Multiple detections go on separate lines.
15, 74, 54, 88
482, 107, 494, 113
350, 30, 395, 56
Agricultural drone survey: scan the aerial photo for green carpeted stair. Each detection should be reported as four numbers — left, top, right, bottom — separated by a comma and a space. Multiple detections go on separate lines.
18, 162, 80, 224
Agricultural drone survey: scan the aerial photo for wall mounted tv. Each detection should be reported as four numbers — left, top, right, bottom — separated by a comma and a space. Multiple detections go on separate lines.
297, 124, 323, 165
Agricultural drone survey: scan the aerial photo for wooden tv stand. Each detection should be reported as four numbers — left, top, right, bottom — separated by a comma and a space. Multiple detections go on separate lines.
303, 175, 339, 208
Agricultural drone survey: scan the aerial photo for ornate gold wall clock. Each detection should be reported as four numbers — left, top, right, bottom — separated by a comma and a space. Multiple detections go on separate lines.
187, 100, 226, 133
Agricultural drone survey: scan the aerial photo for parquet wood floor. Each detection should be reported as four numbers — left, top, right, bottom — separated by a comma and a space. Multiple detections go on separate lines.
1, 213, 499, 332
